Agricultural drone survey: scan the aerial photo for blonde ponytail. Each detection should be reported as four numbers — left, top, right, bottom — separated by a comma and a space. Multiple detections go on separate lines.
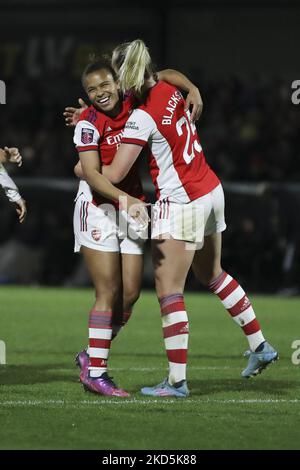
112, 39, 152, 96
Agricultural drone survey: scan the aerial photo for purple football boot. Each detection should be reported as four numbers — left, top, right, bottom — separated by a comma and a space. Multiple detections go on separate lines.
79, 371, 130, 397
75, 349, 129, 397
75, 349, 89, 377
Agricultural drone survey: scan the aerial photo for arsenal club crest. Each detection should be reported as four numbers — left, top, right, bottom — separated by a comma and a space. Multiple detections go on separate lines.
81, 128, 94, 144
91, 229, 101, 241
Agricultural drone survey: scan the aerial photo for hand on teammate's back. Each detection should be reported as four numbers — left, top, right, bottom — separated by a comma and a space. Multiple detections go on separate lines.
185, 86, 203, 122
63, 98, 88, 127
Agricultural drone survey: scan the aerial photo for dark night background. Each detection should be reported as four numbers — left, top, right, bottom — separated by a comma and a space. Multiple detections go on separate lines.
0, 0, 300, 293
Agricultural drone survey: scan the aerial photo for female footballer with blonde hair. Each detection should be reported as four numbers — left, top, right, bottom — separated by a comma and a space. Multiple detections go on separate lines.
99, 39, 278, 397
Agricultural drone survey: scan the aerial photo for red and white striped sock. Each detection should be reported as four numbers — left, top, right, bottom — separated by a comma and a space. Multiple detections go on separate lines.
88, 309, 113, 377
209, 271, 265, 351
111, 309, 133, 339
159, 293, 189, 385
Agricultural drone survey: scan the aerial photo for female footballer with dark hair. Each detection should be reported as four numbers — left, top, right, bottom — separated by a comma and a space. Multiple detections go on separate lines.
65, 59, 203, 396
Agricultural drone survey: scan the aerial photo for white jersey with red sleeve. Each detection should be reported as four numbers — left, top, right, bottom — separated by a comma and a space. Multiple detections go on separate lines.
73, 102, 145, 206
121, 81, 220, 203
73, 112, 100, 204
73, 116, 100, 154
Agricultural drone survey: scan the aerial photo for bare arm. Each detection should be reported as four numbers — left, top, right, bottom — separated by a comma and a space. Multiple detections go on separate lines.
157, 69, 203, 122
102, 144, 142, 184
79, 149, 147, 223
79, 150, 128, 201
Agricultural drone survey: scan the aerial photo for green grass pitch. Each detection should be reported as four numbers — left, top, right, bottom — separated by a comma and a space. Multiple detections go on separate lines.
0, 287, 300, 450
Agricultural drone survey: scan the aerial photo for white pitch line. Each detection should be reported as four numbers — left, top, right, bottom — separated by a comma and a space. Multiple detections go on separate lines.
1, 366, 294, 372
43, 366, 240, 372
112, 366, 236, 371
0, 398, 299, 407
44, 366, 294, 372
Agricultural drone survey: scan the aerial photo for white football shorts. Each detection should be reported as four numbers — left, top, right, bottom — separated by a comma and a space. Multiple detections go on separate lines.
151, 183, 226, 250
73, 195, 144, 255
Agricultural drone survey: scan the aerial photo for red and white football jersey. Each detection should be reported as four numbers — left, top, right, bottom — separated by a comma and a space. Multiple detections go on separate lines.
73, 98, 144, 206
121, 81, 220, 203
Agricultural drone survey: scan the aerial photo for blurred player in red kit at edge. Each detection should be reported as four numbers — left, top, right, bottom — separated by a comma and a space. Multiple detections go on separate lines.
99, 39, 279, 397
65, 59, 203, 396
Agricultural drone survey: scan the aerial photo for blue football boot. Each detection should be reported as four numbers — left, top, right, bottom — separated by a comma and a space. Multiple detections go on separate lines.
141, 378, 189, 398
242, 341, 278, 378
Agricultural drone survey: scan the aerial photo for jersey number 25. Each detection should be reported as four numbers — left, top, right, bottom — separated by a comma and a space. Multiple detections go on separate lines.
176, 114, 202, 164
